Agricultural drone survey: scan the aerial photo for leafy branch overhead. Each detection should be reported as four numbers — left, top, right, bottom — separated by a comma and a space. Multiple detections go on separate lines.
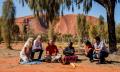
20, 0, 62, 24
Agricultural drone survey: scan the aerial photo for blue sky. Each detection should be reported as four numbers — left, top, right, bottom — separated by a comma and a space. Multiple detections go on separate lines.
0, 0, 120, 24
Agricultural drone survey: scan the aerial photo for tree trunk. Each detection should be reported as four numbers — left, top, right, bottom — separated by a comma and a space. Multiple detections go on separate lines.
48, 22, 54, 40
77, 35, 81, 48
107, 7, 117, 53
1, 24, 12, 49
7, 26, 12, 49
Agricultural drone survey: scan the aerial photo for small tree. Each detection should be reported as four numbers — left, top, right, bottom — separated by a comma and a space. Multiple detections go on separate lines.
77, 14, 89, 47
12, 24, 20, 43
0, 18, 3, 44
22, 23, 27, 41
89, 25, 98, 42
103, 24, 108, 43
98, 15, 105, 39
1, 0, 16, 49
21, 0, 61, 41
116, 24, 120, 43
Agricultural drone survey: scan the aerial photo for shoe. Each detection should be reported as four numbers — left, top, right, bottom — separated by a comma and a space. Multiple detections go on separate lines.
20, 59, 23, 62
38, 59, 42, 61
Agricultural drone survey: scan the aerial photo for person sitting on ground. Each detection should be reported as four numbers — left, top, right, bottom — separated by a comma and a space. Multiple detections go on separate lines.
62, 41, 78, 68
45, 40, 61, 63
84, 40, 94, 62
20, 37, 33, 63
93, 36, 109, 64
31, 35, 43, 61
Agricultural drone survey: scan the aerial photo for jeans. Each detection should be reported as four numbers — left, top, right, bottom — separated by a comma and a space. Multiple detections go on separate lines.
93, 51, 108, 63
99, 51, 108, 63
31, 49, 43, 60
86, 49, 93, 61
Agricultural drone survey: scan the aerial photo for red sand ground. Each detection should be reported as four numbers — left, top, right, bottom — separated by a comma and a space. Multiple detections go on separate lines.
0, 43, 120, 72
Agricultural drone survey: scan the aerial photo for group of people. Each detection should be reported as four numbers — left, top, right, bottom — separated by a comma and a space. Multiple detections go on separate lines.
20, 35, 78, 67
19, 35, 108, 66
84, 36, 109, 64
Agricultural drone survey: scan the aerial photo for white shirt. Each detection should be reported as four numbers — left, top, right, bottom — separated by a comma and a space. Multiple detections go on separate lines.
94, 41, 108, 52
32, 39, 43, 50
20, 42, 29, 56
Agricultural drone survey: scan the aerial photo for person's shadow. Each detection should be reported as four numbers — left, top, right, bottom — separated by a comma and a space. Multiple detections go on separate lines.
106, 60, 120, 64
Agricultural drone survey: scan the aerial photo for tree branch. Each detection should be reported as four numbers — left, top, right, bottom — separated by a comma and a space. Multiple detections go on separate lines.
94, 0, 106, 8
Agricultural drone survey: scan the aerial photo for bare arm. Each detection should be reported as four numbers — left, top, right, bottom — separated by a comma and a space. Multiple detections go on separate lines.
95, 48, 101, 51
24, 47, 29, 58
46, 51, 50, 56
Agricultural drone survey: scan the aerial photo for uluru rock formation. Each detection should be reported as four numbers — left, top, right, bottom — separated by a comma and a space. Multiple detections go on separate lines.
15, 14, 100, 35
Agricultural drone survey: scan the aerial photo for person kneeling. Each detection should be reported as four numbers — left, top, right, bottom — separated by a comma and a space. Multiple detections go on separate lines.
20, 37, 33, 63
31, 35, 43, 61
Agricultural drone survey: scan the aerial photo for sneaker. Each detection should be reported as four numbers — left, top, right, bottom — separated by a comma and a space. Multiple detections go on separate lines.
20, 59, 23, 62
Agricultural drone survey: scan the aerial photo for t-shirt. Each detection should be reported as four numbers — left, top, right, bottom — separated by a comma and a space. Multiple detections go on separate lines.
85, 45, 94, 52
32, 39, 42, 50
46, 45, 58, 56
20, 41, 31, 57
87, 45, 94, 49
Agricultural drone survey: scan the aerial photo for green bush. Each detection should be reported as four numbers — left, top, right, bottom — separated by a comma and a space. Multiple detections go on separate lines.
0, 36, 3, 43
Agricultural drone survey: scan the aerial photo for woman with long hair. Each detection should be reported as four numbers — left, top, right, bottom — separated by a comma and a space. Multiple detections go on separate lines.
20, 37, 33, 63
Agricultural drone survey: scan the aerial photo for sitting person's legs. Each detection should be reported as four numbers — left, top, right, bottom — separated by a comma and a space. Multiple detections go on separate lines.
70, 55, 78, 63
87, 50, 93, 62
62, 55, 78, 64
45, 55, 52, 62
62, 56, 70, 64
93, 51, 99, 59
31, 49, 43, 60
45, 54, 62, 63
99, 51, 108, 63
31, 51, 35, 60
51, 54, 62, 62
38, 49, 43, 60
20, 55, 29, 62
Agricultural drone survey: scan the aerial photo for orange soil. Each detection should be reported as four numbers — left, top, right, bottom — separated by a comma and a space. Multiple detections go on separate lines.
0, 43, 120, 72
0, 56, 120, 72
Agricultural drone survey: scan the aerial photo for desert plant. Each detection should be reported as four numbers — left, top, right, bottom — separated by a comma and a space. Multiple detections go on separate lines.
1, 0, 16, 49
77, 14, 90, 47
